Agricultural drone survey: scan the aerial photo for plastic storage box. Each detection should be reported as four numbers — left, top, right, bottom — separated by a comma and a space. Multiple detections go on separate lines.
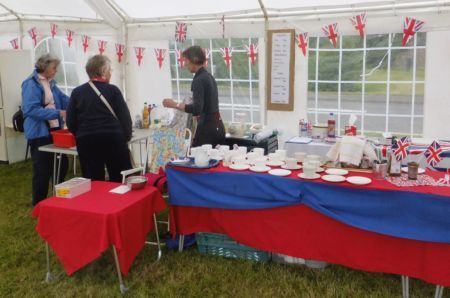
50, 129, 76, 148
55, 177, 91, 198
196, 232, 271, 262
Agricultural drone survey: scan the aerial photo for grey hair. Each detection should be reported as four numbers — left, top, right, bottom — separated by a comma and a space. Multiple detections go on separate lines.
35, 54, 61, 73
85, 55, 111, 79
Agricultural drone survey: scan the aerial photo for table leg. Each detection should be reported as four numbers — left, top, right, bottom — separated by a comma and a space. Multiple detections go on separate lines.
144, 214, 163, 263
401, 275, 409, 298
52, 153, 57, 195
112, 245, 128, 294
178, 235, 185, 252
434, 285, 444, 298
56, 153, 62, 185
45, 242, 54, 282
73, 156, 77, 175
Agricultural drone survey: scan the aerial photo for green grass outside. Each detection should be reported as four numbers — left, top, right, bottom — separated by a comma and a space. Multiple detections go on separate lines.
0, 161, 444, 297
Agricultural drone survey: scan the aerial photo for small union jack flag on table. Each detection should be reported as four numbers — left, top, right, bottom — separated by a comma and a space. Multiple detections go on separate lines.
392, 137, 410, 161
424, 140, 443, 167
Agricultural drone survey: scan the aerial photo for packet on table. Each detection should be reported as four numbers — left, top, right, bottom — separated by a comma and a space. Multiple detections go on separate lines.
55, 177, 91, 199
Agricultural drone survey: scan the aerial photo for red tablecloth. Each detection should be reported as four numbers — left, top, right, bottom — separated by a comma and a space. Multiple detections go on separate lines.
168, 164, 450, 286
32, 181, 166, 276
171, 205, 450, 286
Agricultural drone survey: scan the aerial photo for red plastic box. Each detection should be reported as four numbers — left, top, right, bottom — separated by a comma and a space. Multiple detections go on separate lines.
50, 129, 76, 148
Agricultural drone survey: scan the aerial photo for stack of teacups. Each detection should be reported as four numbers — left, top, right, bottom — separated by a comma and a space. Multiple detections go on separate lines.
284, 157, 298, 170
275, 149, 287, 161
294, 152, 306, 163
302, 162, 317, 178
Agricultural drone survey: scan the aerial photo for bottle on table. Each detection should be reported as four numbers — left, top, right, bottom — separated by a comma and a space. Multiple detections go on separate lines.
327, 112, 336, 138
142, 102, 149, 129
388, 136, 401, 177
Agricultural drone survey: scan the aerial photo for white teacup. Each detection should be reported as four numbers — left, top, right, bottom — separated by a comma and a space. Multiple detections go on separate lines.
294, 152, 307, 163
190, 147, 199, 157
275, 149, 287, 161
218, 145, 230, 152
202, 144, 213, 151
246, 152, 259, 162
237, 146, 248, 154
307, 154, 321, 162
208, 149, 220, 159
232, 155, 247, 165
308, 160, 321, 171
303, 163, 316, 178
251, 148, 265, 156
252, 157, 267, 167
223, 151, 236, 167
268, 153, 280, 161
285, 158, 298, 169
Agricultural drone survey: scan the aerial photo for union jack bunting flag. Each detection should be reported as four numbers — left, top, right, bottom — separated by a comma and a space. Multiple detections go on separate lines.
392, 137, 410, 161
220, 47, 233, 68
154, 49, 166, 69
424, 140, 443, 167
176, 49, 184, 68
81, 35, 90, 53
28, 27, 37, 46
175, 22, 187, 43
350, 13, 366, 39
295, 32, 308, 56
322, 23, 339, 48
202, 48, 210, 67
244, 43, 258, 64
115, 43, 125, 63
50, 23, 58, 38
66, 30, 74, 47
134, 47, 145, 66
10, 38, 19, 50
98, 40, 107, 55
402, 17, 424, 46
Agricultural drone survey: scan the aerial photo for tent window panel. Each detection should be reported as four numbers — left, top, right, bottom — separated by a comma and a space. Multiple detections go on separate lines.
416, 32, 426, 47
217, 81, 231, 104
212, 51, 230, 80
307, 33, 425, 136
219, 108, 232, 123
233, 81, 251, 106
231, 52, 249, 80
252, 111, 260, 124
233, 110, 251, 123
64, 64, 78, 86
48, 39, 63, 58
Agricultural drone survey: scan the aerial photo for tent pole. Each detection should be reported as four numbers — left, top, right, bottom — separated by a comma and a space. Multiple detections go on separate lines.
258, 0, 269, 126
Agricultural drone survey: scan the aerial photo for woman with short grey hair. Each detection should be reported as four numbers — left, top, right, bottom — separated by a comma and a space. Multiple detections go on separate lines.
21, 53, 69, 206
66, 55, 132, 182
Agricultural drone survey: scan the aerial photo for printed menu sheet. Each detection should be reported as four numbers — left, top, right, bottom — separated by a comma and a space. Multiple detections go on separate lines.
270, 32, 291, 104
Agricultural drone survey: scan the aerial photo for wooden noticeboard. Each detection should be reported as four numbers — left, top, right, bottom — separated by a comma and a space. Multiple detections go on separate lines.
267, 29, 295, 111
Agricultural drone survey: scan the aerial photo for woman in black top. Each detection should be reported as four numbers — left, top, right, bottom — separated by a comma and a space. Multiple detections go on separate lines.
163, 46, 225, 147
66, 55, 132, 182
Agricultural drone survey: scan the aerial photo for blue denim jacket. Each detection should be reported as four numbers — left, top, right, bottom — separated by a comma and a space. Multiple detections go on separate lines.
21, 70, 69, 140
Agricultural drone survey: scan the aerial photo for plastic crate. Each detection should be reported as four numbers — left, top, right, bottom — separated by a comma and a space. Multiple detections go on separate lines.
196, 232, 271, 262
50, 129, 76, 148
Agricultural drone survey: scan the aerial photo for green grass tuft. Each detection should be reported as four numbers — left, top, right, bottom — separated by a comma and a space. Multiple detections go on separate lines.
0, 161, 445, 297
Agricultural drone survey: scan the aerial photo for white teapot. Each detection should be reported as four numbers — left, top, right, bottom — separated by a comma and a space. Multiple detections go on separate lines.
194, 147, 210, 167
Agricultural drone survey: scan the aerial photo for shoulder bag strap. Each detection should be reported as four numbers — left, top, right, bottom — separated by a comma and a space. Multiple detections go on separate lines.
88, 81, 118, 120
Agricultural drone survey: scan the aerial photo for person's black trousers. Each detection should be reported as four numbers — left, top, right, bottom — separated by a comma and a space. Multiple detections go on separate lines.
76, 133, 132, 182
29, 136, 68, 206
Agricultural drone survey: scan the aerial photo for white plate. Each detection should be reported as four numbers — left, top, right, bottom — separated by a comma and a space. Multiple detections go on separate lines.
298, 173, 321, 180
229, 164, 250, 171
321, 174, 346, 183
268, 169, 292, 177
346, 176, 372, 185
401, 167, 425, 174
250, 165, 271, 173
171, 158, 190, 164
325, 168, 349, 176
266, 160, 285, 167
315, 167, 325, 173
281, 164, 302, 170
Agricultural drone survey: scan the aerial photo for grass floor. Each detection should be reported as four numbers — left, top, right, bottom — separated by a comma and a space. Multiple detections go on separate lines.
0, 161, 445, 297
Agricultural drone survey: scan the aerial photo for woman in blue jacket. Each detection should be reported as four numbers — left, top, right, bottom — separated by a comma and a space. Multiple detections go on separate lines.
22, 54, 69, 206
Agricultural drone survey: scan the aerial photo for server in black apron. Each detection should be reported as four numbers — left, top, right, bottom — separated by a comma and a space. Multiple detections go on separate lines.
163, 46, 225, 147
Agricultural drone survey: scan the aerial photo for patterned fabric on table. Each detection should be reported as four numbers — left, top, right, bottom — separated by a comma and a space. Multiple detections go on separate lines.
149, 127, 187, 173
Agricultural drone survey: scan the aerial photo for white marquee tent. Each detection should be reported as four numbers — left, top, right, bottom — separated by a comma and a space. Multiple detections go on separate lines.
1, 0, 450, 154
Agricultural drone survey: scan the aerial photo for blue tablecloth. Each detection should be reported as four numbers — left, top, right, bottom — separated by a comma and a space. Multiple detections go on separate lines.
166, 168, 450, 244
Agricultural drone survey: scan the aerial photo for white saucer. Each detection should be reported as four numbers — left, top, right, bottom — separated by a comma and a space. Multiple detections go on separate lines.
346, 176, 372, 185
401, 167, 425, 174
266, 160, 285, 167
250, 165, 271, 173
281, 164, 302, 170
315, 167, 325, 173
325, 168, 348, 176
321, 174, 346, 182
171, 158, 190, 164
298, 173, 321, 180
268, 169, 292, 177
229, 164, 250, 171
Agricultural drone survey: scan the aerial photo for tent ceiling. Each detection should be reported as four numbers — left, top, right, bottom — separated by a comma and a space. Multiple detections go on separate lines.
0, 0, 448, 23
0, 0, 101, 21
